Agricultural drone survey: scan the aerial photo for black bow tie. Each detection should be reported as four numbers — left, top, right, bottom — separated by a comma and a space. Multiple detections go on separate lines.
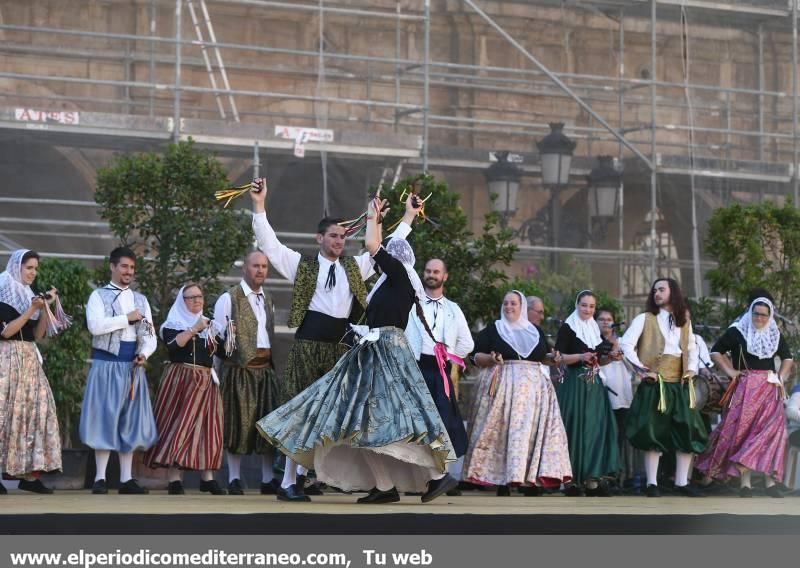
668, 314, 675, 329
254, 292, 264, 304
425, 296, 443, 304
325, 264, 336, 291
425, 296, 443, 327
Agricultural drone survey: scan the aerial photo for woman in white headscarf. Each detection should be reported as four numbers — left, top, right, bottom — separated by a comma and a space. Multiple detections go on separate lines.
142, 283, 225, 495
0, 250, 61, 494
554, 290, 621, 496
462, 290, 572, 496
257, 197, 458, 505
696, 297, 793, 498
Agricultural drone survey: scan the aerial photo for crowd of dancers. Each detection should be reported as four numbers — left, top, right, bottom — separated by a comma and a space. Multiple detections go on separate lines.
1, 179, 799, 501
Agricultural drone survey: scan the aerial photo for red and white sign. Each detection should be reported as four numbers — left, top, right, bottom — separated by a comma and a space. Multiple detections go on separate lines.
274, 125, 334, 143
14, 109, 80, 125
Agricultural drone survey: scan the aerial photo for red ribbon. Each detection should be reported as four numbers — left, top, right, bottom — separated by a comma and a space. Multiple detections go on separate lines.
433, 342, 465, 399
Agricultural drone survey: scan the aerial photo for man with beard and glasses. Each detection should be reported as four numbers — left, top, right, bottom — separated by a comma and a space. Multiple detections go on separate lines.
619, 278, 708, 497
527, 297, 546, 327
405, 259, 473, 493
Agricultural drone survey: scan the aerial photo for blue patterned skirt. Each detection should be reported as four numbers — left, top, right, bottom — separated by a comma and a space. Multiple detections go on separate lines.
256, 327, 456, 492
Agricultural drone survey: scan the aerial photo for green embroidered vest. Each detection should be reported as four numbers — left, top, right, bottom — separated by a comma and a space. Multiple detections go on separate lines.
287, 255, 367, 328
229, 284, 275, 367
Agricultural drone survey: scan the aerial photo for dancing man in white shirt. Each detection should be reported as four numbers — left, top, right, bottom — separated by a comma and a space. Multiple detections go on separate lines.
80, 247, 158, 495
405, 259, 473, 490
250, 179, 421, 501
619, 278, 708, 498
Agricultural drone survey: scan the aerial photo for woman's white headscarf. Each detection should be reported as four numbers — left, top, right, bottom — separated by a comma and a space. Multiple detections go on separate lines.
366, 238, 425, 304
494, 290, 540, 358
0, 249, 38, 319
160, 285, 208, 340
731, 297, 781, 359
564, 289, 602, 349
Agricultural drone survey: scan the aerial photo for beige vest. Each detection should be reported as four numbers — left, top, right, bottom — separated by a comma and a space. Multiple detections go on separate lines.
636, 313, 690, 381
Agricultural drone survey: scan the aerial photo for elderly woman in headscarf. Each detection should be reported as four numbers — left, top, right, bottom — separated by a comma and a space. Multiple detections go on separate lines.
696, 297, 793, 498
462, 290, 572, 496
257, 197, 457, 504
0, 250, 62, 494
143, 283, 225, 495
555, 290, 621, 496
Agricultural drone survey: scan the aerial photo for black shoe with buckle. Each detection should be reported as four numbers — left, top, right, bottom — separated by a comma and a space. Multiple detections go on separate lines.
119, 479, 149, 495
167, 481, 184, 495
227, 478, 244, 495
674, 484, 704, 498
765, 485, 784, 498
18, 479, 54, 494
645, 484, 661, 498
297, 475, 324, 496
740, 486, 753, 498
277, 484, 311, 502
421, 474, 458, 503
91, 479, 108, 495
357, 487, 400, 504
260, 478, 280, 495
199, 480, 226, 495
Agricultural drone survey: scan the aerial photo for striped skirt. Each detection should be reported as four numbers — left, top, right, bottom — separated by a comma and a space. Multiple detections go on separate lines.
143, 363, 223, 471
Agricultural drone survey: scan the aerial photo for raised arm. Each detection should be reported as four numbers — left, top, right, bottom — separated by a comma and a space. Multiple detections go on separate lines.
250, 178, 302, 282
365, 197, 384, 255
356, 193, 423, 278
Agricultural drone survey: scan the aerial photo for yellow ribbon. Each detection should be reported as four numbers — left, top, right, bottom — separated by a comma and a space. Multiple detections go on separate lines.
657, 372, 667, 414
687, 375, 696, 410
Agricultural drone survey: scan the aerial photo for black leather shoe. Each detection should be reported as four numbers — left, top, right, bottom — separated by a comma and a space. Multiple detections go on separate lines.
199, 480, 226, 495
645, 484, 661, 498
277, 484, 311, 502
446, 488, 462, 496
564, 483, 583, 497
496, 485, 511, 497
227, 478, 244, 495
585, 482, 611, 497
765, 485, 784, 498
297, 475, 324, 496
520, 485, 541, 497
119, 479, 149, 495
421, 474, 458, 503
740, 486, 753, 498
0, 482, 6, 495
357, 487, 400, 504
674, 484, 704, 498
91, 479, 108, 495
260, 479, 280, 495
167, 481, 184, 495
18, 479, 53, 494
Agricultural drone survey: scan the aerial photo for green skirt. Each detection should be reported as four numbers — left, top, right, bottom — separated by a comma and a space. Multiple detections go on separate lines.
555, 366, 620, 484
625, 381, 708, 454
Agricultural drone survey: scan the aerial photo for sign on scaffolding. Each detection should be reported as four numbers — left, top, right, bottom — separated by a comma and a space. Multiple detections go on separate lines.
274, 125, 334, 158
15, 109, 80, 125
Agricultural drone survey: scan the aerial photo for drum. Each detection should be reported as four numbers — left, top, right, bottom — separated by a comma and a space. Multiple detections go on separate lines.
693, 371, 731, 414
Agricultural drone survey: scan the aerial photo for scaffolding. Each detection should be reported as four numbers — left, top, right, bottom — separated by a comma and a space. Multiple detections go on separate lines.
0, 0, 798, 307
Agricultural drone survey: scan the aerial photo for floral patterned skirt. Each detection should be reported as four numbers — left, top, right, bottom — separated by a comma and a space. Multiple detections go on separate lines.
256, 327, 455, 493
0, 341, 62, 478
463, 361, 572, 488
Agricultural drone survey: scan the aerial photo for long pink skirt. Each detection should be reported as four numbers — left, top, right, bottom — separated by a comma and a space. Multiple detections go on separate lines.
143, 363, 223, 471
696, 370, 787, 482
462, 361, 572, 488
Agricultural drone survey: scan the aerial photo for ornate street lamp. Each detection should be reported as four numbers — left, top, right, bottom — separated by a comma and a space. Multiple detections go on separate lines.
537, 122, 575, 270
485, 150, 522, 228
587, 155, 622, 238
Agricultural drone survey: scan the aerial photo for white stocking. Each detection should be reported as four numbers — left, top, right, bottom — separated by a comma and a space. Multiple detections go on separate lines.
168, 467, 182, 483
261, 450, 275, 483
226, 453, 242, 482
674, 452, 693, 487
740, 469, 752, 488
282, 457, 298, 489
645, 451, 661, 486
363, 452, 394, 491
94, 450, 111, 482
296, 464, 308, 476
200, 470, 214, 482
119, 452, 133, 483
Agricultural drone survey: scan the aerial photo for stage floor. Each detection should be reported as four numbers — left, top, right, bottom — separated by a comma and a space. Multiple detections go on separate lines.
2, 491, 800, 534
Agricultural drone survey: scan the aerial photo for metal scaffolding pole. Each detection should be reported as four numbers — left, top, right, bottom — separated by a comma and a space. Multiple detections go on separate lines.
173, 0, 183, 142
618, 9, 626, 301
794, 0, 799, 205
649, 0, 658, 281
422, 0, 431, 171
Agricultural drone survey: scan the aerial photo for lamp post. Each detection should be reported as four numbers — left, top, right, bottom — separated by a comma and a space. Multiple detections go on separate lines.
587, 155, 622, 240
485, 150, 522, 229
537, 122, 575, 270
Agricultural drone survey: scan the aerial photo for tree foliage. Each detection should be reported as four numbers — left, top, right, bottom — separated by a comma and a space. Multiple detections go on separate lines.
95, 139, 252, 316
379, 174, 518, 328
35, 259, 93, 447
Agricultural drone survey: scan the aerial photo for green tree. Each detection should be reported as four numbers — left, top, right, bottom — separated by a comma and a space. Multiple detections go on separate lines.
379, 174, 518, 328
35, 259, 93, 447
94, 139, 252, 316
706, 200, 800, 357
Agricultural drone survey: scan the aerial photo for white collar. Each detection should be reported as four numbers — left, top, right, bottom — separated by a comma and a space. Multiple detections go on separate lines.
240, 280, 263, 296
317, 253, 340, 267
106, 282, 130, 291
